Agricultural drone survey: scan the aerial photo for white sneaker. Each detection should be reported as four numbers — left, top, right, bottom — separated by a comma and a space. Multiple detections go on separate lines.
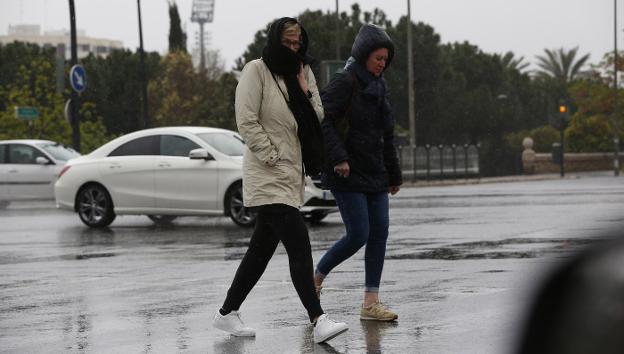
313, 314, 348, 343
213, 310, 256, 337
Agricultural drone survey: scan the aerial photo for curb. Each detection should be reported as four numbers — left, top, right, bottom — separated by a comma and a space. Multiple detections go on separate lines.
401, 171, 619, 188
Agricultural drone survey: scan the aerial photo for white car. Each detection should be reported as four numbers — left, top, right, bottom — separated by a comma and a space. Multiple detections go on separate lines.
55, 126, 336, 228
0, 139, 80, 204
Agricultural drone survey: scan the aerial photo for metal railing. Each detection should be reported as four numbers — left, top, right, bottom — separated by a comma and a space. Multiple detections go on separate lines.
397, 144, 480, 182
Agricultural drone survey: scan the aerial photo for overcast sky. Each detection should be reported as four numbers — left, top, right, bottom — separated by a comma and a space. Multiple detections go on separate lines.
0, 0, 620, 70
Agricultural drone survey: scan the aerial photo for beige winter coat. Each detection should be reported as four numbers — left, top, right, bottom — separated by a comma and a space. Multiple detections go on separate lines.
235, 59, 324, 209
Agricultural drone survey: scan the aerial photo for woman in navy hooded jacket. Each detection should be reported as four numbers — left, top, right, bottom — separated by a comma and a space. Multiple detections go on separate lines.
314, 24, 402, 321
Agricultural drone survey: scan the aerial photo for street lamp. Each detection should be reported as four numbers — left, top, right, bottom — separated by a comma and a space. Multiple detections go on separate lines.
137, 0, 149, 128
613, 0, 621, 176
406, 0, 416, 148
191, 0, 215, 72
68, 0, 80, 151
558, 102, 568, 178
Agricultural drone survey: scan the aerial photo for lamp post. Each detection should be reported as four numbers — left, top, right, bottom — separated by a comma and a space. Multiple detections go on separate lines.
613, 0, 621, 176
558, 102, 568, 178
191, 0, 215, 72
406, 0, 416, 148
68, 0, 80, 151
335, 0, 340, 60
137, 0, 149, 128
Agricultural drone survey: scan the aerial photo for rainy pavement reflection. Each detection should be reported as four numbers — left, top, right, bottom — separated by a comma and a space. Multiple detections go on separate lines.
1, 175, 623, 353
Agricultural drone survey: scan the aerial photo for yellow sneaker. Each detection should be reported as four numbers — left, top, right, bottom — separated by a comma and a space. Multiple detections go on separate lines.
360, 301, 398, 321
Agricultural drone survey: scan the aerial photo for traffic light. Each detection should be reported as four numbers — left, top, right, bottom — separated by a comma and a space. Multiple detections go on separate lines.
555, 100, 568, 178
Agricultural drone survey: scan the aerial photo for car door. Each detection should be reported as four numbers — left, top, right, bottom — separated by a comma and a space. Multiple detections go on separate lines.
5, 143, 57, 200
154, 134, 219, 212
0, 144, 8, 200
100, 135, 157, 210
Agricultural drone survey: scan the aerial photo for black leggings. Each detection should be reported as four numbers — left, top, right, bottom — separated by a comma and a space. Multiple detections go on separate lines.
221, 204, 324, 322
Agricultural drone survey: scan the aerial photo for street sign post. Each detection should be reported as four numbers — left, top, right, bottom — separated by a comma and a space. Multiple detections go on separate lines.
69, 64, 87, 93
64, 99, 72, 124
14, 106, 39, 120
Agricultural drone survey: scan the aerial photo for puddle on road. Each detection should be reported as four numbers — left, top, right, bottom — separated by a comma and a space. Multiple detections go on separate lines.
0, 252, 117, 265
398, 216, 457, 226
70, 252, 116, 260
136, 303, 195, 318
388, 237, 598, 260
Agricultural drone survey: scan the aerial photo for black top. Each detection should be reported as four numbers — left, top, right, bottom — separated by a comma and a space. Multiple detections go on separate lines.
320, 67, 402, 193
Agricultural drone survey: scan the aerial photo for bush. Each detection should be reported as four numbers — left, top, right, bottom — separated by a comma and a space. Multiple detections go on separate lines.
529, 125, 560, 152
565, 114, 613, 152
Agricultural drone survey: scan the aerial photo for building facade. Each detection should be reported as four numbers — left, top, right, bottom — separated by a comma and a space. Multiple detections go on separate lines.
0, 24, 123, 58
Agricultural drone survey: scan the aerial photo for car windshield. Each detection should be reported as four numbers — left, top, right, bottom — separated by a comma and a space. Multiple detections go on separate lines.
197, 132, 245, 156
36, 142, 80, 161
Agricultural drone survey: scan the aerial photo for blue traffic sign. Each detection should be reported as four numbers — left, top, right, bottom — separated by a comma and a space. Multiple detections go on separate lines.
69, 64, 87, 93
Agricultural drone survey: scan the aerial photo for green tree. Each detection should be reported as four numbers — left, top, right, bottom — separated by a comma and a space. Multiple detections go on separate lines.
0, 42, 51, 112
168, 1, 187, 53
195, 72, 239, 130
500, 52, 529, 72
234, 4, 380, 73
566, 114, 613, 152
202, 49, 226, 80
149, 51, 237, 130
386, 18, 442, 145
231, 3, 557, 176
0, 45, 111, 153
81, 49, 160, 135
535, 47, 590, 84
0, 54, 68, 142
528, 125, 560, 152
149, 51, 200, 126
564, 54, 624, 152
77, 101, 115, 153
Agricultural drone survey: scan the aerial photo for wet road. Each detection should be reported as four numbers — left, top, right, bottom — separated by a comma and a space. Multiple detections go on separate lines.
1, 174, 623, 354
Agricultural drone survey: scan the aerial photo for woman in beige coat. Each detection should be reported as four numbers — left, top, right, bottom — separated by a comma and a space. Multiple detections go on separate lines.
212, 17, 348, 344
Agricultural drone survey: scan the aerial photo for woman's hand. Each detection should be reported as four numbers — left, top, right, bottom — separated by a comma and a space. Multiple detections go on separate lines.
389, 186, 400, 195
297, 63, 308, 93
334, 161, 350, 178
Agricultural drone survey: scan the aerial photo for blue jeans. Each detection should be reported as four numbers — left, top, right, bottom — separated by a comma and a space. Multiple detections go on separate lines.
316, 190, 389, 292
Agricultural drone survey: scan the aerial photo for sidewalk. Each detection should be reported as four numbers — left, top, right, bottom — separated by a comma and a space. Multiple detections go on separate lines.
402, 170, 619, 188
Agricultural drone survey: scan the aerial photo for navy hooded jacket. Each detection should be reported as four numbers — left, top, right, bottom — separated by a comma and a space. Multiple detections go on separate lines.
320, 24, 402, 192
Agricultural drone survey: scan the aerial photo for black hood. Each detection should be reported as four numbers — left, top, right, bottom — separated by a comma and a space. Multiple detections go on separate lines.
266, 17, 310, 57
350, 24, 394, 70
262, 17, 313, 75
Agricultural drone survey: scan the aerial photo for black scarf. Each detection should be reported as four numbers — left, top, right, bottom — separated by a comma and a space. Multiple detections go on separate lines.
348, 60, 393, 130
262, 17, 324, 176
350, 59, 387, 101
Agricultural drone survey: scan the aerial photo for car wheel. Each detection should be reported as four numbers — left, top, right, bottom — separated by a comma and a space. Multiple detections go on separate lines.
226, 182, 256, 227
304, 210, 329, 223
77, 184, 116, 228
147, 215, 178, 224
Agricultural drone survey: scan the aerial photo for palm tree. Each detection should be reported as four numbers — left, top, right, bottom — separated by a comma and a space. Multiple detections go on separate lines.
501, 51, 530, 72
535, 47, 590, 83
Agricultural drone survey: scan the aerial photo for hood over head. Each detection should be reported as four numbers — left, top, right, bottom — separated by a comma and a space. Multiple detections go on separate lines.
350, 24, 394, 70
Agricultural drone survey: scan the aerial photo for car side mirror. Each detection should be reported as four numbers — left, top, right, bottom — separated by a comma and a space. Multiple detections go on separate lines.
35, 156, 52, 165
189, 148, 214, 161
